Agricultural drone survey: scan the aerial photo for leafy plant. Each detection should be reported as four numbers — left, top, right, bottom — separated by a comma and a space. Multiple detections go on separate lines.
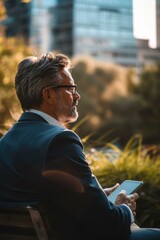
87, 135, 160, 228
0, 36, 33, 136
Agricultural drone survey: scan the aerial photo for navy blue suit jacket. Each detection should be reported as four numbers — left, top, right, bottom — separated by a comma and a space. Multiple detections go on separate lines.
0, 112, 131, 240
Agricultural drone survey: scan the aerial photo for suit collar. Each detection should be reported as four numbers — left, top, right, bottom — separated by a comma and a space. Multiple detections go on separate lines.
18, 112, 66, 129
18, 112, 48, 123
26, 109, 65, 128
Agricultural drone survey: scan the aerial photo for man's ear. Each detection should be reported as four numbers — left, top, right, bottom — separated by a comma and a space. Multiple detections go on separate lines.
42, 88, 55, 104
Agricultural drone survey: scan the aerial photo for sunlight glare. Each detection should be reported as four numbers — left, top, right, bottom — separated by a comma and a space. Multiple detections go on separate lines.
133, 0, 157, 48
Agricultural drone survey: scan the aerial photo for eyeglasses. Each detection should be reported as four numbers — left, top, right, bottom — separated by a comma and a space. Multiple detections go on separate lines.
45, 85, 77, 94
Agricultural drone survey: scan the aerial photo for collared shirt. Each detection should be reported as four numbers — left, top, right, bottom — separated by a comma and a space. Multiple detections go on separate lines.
26, 109, 66, 129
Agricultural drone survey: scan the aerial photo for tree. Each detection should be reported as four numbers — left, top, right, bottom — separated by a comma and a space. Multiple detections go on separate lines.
133, 64, 160, 144
0, 36, 33, 136
71, 56, 129, 145
0, 1, 33, 136
99, 63, 160, 146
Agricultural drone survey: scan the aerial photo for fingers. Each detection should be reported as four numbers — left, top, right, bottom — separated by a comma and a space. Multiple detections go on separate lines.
109, 183, 120, 194
130, 193, 139, 214
112, 183, 120, 191
127, 198, 136, 211
115, 190, 127, 205
104, 183, 120, 196
132, 192, 139, 200
115, 191, 139, 217
125, 193, 139, 216
129, 192, 139, 200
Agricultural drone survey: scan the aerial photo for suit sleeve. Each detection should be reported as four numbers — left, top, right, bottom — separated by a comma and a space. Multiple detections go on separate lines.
43, 130, 131, 239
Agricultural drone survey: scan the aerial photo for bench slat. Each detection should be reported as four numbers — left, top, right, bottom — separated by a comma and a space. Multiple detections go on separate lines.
0, 206, 53, 240
0, 212, 33, 227
0, 233, 38, 240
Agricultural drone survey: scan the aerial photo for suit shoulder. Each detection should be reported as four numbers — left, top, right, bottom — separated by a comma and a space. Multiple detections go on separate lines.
51, 128, 82, 144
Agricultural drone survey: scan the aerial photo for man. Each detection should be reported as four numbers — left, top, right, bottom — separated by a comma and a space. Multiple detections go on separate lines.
0, 53, 159, 240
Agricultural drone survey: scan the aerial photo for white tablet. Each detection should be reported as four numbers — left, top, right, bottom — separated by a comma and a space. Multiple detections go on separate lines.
108, 180, 143, 203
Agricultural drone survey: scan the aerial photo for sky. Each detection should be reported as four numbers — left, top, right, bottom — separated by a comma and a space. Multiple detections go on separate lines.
133, 0, 157, 48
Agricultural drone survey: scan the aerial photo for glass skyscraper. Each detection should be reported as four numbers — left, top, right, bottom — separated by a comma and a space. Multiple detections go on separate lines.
3, 0, 160, 67
74, 0, 136, 65
50, 0, 160, 67
3, 0, 31, 41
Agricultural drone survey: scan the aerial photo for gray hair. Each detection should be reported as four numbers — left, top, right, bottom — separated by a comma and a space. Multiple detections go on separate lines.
15, 52, 71, 111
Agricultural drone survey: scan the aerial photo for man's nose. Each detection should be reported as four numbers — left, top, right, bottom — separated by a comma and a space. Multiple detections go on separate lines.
75, 91, 81, 100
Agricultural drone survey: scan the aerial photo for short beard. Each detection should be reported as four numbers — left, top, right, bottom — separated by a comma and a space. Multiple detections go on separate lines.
56, 93, 79, 123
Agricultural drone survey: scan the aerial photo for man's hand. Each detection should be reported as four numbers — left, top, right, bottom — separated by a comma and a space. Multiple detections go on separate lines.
115, 190, 139, 217
104, 183, 120, 196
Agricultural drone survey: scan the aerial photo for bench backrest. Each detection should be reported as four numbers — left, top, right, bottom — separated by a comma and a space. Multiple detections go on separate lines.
0, 206, 54, 240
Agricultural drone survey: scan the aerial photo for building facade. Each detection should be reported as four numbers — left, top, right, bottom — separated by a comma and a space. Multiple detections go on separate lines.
2, 0, 160, 68
51, 0, 137, 66
3, 0, 31, 42
29, 0, 57, 52
50, 0, 160, 67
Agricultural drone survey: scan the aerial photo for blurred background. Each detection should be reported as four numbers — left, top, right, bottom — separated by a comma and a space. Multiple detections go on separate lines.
0, 0, 160, 147
0, 0, 160, 228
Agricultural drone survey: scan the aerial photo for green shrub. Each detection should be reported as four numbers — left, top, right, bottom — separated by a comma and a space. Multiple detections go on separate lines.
87, 135, 160, 228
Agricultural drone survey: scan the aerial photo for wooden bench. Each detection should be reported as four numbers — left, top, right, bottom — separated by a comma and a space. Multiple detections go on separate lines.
0, 206, 55, 240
